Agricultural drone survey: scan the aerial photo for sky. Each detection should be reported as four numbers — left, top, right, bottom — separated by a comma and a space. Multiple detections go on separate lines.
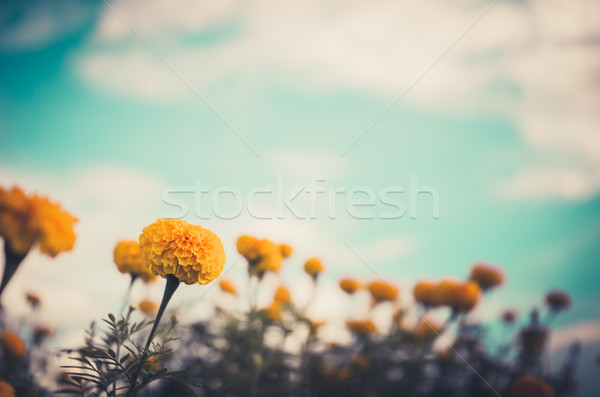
0, 0, 599, 391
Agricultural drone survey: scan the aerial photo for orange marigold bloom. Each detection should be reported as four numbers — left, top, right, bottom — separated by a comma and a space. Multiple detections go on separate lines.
263, 302, 282, 322
346, 319, 377, 335
545, 290, 571, 312
339, 278, 361, 294
432, 280, 480, 312
470, 263, 504, 290
508, 376, 555, 397
412, 319, 442, 342
413, 281, 437, 306
280, 244, 293, 258
237, 236, 285, 275
0, 381, 14, 397
139, 219, 225, 285
0, 186, 77, 257
274, 286, 292, 305
219, 279, 237, 295
0, 331, 26, 360
367, 281, 399, 303
25, 292, 41, 308
114, 240, 156, 283
138, 300, 158, 315
304, 257, 324, 277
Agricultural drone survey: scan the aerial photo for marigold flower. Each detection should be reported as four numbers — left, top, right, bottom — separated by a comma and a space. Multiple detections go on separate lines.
0, 331, 26, 360
139, 219, 225, 285
412, 319, 442, 342
279, 244, 293, 258
545, 290, 571, 312
508, 376, 555, 397
25, 292, 41, 308
114, 240, 156, 283
346, 319, 376, 335
304, 257, 324, 277
470, 263, 504, 290
0, 381, 15, 397
263, 302, 282, 322
502, 309, 518, 324
219, 279, 237, 295
413, 281, 437, 306
274, 286, 292, 305
237, 236, 285, 275
138, 300, 158, 315
432, 280, 480, 312
339, 278, 360, 294
367, 281, 399, 303
0, 186, 77, 257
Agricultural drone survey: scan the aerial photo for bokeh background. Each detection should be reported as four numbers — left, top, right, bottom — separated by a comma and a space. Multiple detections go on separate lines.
1, 0, 599, 394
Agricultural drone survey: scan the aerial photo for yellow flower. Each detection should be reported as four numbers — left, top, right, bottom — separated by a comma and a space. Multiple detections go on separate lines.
263, 302, 282, 322
0, 381, 15, 397
138, 300, 158, 315
236, 235, 260, 260
432, 280, 480, 312
0, 186, 77, 257
545, 290, 571, 312
367, 281, 399, 303
237, 236, 285, 275
219, 279, 237, 295
508, 376, 555, 397
274, 286, 292, 305
113, 240, 156, 283
413, 281, 437, 306
0, 331, 26, 360
279, 244, 293, 258
339, 278, 360, 294
304, 257, 324, 277
346, 319, 376, 335
470, 263, 504, 290
139, 219, 225, 285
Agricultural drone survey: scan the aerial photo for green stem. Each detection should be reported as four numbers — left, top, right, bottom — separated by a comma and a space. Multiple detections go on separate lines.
0, 243, 27, 299
120, 275, 138, 314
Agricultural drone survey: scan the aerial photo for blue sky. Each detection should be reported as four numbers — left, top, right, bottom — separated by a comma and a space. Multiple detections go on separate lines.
1, 0, 599, 386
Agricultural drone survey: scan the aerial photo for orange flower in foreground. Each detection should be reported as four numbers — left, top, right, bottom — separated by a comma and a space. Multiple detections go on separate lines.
0, 331, 26, 360
470, 263, 504, 290
339, 278, 361, 294
139, 219, 226, 285
274, 286, 292, 305
432, 280, 480, 312
413, 281, 437, 306
368, 281, 398, 303
346, 320, 377, 336
0, 186, 77, 257
304, 257, 324, 277
0, 381, 15, 397
138, 300, 158, 315
508, 376, 555, 397
114, 240, 156, 283
545, 290, 571, 312
219, 279, 237, 295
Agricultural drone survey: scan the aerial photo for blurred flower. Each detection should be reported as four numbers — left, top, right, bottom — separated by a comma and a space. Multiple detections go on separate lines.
236, 235, 260, 259
502, 309, 518, 324
432, 280, 480, 312
309, 320, 326, 337
351, 354, 370, 369
367, 281, 398, 303
280, 244, 293, 258
346, 319, 377, 335
219, 279, 237, 295
438, 347, 453, 362
142, 355, 162, 371
519, 326, 548, 353
237, 236, 285, 275
25, 291, 41, 309
0, 331, 26, 360
545, 290, 571, 312
138, 300, 158, 316
263, 302, 282, 322
33, 325, 52, 343
339, 278, 361, 294
0, 186, 77, 257
412, 319, 442, 342
508, 376, 555, 397
413, 281, 437, 306
139, 219, 225, 285
0, 381, 14, 397
392, 308, 404, 324
274, 286, 292, 305
304, 257, 324, 278
114, 240, 156, 283
470, 263, 504, 290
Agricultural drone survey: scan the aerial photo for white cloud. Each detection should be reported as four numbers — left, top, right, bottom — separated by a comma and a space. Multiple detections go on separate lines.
264, 148, 350, 180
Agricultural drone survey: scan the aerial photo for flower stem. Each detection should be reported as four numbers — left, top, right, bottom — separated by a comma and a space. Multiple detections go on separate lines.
119, 274, 138, 315
0, 243, 27, 299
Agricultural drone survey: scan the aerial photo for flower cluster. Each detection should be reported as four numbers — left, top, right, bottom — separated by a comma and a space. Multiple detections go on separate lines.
237, 235, 290, 275
113, 240, 156, 282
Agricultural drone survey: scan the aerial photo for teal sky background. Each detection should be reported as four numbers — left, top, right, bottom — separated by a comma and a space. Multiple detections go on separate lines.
0, 0, 599, 390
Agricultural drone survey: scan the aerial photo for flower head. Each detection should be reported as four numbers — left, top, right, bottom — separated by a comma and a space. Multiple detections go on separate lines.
237, 235, 285, 275
304, 257, 324, 277
274, 286, 292, 305
114, 240, 156, 283
0, 331, 26, 360
138, 300, 158, 316
339, 278, 361, 294
346, 319, 377, 336
219, 279, 237, 295
432, 280, 480, 312
545, 290, 571, 312
367, 281, 398, 303
0, 186, 77, 257
412, 319, 442, 342
263, 302, 282, 322
0, 381, 15, 397
279, 244, 293, 258
139, 219, 225, 285
413, 281, 437, 306
508, 376, 555, 397
470, 263, 504, 290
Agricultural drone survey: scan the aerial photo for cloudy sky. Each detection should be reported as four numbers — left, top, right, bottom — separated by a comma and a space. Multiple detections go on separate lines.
1, 0, 599, 390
